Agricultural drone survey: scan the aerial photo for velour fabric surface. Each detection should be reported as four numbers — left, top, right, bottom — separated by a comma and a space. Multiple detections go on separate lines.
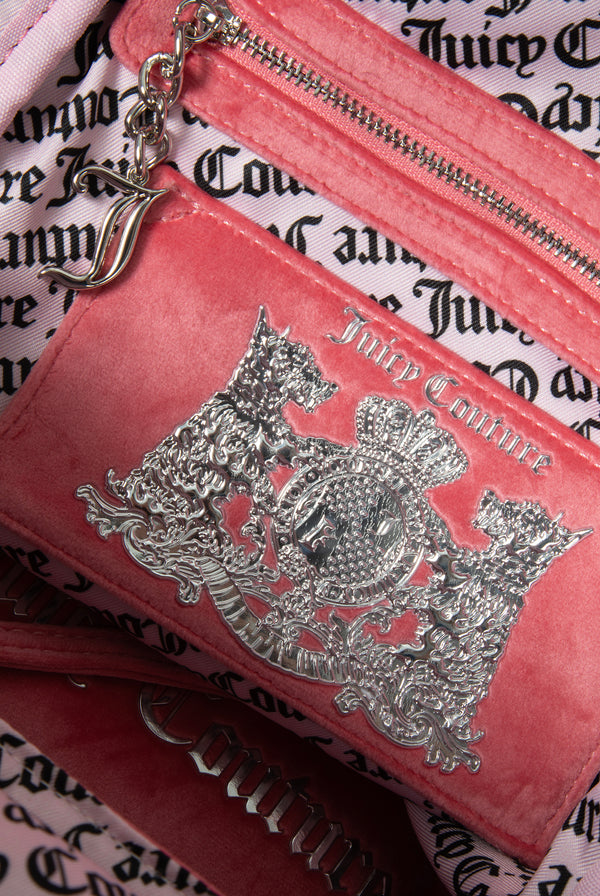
111, 0, 600, 390
1, 172, 600, 865
0, 670, 448, 896
0, 620, 218, 690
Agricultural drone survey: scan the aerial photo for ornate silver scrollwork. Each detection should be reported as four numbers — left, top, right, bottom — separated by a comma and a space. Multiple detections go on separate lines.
79, 309, 590, 772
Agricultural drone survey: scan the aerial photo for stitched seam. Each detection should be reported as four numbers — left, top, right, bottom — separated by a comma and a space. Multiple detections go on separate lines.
185, 57, 600, 380
0, 300, 92, 442
121, 0, 600, 241
248, 0, 600, 240
0, 0, 55, 68
122, 4, 600, 322
538, 740, 600, 841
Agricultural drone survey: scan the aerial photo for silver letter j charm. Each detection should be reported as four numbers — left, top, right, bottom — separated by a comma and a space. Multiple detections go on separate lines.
39, 165, 168, 290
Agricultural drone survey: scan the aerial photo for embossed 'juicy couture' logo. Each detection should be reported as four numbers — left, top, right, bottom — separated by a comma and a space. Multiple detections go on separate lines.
329, 306, 552, 473
77, 308, 588, 773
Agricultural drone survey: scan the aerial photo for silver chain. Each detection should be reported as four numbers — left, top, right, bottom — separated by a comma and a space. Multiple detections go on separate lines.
123, 1, 223, 185
39, 1, 241, 289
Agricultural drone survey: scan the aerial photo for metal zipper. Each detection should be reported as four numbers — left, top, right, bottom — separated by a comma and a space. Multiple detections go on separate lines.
40, 0, 600, 294
211, 2, 600, 288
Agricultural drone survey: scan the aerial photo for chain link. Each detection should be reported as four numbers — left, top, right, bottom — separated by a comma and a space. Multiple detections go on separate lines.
124, 1, 222, 184
39, 1, 240, 289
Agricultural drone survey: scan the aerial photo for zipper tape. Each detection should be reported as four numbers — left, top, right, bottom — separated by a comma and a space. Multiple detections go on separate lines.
1, 172, 600, 864
112, 0, 600, 387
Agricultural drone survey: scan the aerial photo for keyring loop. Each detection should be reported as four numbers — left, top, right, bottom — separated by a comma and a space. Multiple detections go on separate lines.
172, 0, 220, 47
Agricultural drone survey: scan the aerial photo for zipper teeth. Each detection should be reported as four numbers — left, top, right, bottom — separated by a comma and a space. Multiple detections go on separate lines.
227, 25, 600, 288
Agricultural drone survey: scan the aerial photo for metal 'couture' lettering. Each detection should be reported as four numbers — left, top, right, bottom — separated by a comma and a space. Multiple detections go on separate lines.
139, 687, 391, 895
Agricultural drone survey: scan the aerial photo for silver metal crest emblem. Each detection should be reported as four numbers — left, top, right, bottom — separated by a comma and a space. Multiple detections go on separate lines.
77, 309, 589, 772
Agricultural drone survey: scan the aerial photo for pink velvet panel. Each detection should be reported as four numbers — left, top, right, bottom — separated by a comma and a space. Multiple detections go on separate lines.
110, 0, 600, 390
1, 173, 600, 865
